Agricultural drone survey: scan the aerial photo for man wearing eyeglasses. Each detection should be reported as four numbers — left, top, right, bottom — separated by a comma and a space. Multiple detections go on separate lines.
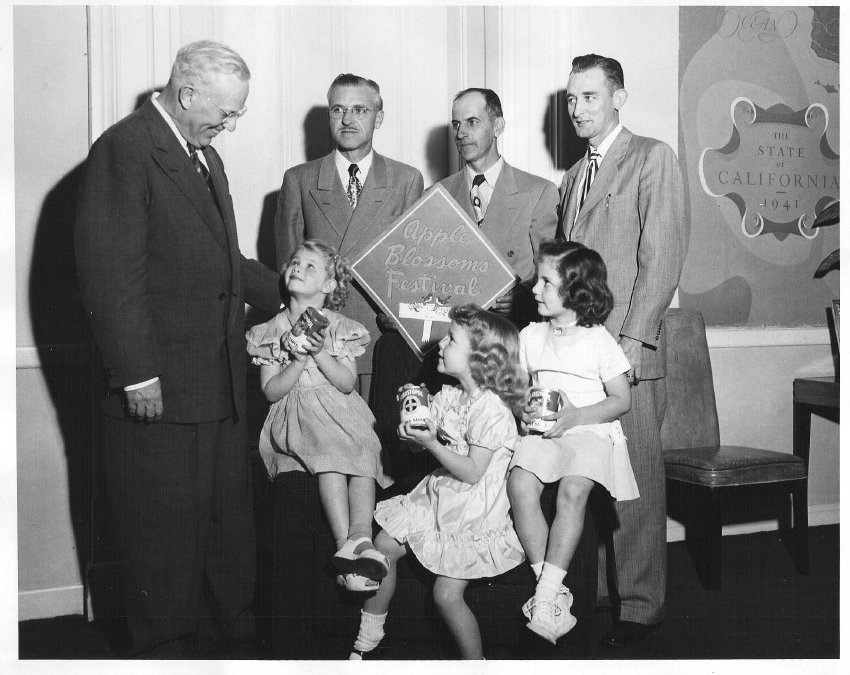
274, 73, 424, 380
75, 40, 280, 657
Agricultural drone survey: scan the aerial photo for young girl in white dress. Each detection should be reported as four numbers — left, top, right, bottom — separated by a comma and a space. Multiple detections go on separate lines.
246, 239, 392, 592
349, 304, 526, 660
508, 239, 639, 644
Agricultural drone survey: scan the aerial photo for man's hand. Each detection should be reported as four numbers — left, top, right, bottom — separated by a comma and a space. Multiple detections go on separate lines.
619, 336, 644, 385
491, 285, 530, 316
376, 313, 397, 333
126, 380, 163, 423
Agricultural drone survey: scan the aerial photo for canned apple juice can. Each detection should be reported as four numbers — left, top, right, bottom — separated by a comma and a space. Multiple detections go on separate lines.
527, 387, 561, 434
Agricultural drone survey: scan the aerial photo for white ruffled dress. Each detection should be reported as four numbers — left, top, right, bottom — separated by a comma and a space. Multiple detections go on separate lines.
375, 385, 525, 579
246, 308, 392, 487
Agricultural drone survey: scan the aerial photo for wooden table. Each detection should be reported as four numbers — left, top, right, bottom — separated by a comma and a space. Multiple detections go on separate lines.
793, 376, 840, 464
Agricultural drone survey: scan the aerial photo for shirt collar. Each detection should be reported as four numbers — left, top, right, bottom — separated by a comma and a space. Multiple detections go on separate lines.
465, 155, 504, 187
589, 123, 623, 161
151, 92, 195, 157
335, 149, 374, 183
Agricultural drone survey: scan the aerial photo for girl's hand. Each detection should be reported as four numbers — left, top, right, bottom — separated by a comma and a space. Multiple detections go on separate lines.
397, 418, 438, 448
542, 390, 579, 439
520, 401, 537, 428
301, 326, 327, 355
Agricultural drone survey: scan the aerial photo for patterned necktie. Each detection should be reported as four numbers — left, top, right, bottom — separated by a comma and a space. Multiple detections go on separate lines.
470, 173, 487, 225
188, 143, 213, 193
347, 163, 362, 210
579, 150, 601, 211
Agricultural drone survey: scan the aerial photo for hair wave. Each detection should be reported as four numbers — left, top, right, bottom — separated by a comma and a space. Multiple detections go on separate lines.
536, 239, 614, 327
448, 304, 526, 413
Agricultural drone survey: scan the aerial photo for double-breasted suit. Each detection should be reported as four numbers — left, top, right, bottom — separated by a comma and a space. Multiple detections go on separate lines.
558, 126, 685, 625
440, 161, 559, 287
75, 98, 280, 654
274, 151, 424, 374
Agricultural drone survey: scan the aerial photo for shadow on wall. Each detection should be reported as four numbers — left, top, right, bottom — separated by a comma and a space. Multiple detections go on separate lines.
26, 160, 99, 611
425, 123, 452, 186
543, 88, 585, 173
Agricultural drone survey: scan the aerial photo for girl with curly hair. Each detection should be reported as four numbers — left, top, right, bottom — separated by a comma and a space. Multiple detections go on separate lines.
246, 239, 392, 593
507, 239, 639, 644
349, 304, 527, 660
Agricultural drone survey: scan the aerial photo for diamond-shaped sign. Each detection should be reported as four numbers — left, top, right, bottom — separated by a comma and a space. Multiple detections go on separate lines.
350, 184, 517, 358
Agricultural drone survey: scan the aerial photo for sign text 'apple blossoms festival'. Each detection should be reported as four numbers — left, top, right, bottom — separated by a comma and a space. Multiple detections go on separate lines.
351, 185, 517, 358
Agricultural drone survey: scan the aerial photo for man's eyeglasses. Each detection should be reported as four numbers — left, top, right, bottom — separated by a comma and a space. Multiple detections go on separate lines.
207, 96, 248, 123
328, 105, 373, 120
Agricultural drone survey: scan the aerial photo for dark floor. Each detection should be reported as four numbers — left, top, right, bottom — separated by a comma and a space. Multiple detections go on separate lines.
18, 524, 839, 661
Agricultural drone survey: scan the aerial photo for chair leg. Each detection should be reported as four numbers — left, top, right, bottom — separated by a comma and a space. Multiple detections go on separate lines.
791, 481, 810, 575
704, 488, 722, 590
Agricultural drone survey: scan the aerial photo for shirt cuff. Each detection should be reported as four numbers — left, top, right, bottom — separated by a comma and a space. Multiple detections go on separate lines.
124, 377, 159, 391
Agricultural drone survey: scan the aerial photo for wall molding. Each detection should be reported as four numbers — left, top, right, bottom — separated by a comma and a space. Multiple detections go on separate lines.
16, 345, 91, 370
665, 502, 839, 543
706, 326, 831, 348
19, 584, 85, 621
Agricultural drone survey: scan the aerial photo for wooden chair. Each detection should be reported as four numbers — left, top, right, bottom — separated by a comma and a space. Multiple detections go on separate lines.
660, 308, 809, 589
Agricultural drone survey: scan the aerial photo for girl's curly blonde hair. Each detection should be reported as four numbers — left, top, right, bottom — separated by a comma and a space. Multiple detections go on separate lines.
284, 239, 351, 311
448, 304, 527, 414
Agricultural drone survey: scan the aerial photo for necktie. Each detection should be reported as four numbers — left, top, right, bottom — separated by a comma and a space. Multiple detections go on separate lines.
188, 143, 214, 193
579, 150, 601, 211
347, 163, 362, 210
470, 173, 487, 225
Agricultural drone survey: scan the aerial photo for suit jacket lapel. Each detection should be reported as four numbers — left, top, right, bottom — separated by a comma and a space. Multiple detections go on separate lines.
560, 169, 580, 235
572, 128, 633, 235
444, 170, 475, 220
340, 152, 391, 256
141, 101, 229, 253
485, 161, 520, 230
203, 146, 244, 332
311, 152, 352, 240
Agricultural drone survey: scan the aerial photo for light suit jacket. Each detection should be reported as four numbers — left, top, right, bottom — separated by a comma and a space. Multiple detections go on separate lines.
557, 127, 686, 379
440, 160, 559, 284
274, 151, 424, 370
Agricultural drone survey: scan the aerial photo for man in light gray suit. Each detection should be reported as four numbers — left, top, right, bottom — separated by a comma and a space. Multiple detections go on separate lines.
557, 54, 685, 648
440, 87, 559, 327
274, 73, 424, 377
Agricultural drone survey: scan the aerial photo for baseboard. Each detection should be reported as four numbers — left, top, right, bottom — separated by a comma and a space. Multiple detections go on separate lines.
19, 585, 84, 621
666, 502, 839, 542
17, 505, 839, 621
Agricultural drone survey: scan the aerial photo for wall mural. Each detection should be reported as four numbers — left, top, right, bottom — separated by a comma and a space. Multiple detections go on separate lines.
678, 6, 839, 326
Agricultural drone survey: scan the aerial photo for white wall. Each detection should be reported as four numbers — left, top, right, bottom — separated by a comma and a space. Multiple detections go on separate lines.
14, 5, 90, 620
15, 5, 839, 620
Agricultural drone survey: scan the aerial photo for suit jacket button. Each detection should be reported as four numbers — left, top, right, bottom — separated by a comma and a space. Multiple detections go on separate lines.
218, 292, 226, 301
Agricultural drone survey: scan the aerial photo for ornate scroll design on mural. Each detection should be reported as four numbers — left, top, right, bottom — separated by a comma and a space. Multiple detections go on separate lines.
698, 97, 839, 241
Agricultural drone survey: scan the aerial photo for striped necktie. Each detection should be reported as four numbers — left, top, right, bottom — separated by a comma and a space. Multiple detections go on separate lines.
579, 150, 601, 211
188, 143, 213, 193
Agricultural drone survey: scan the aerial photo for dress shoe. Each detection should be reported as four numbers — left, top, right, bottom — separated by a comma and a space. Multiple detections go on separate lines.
600, 620, 661, 648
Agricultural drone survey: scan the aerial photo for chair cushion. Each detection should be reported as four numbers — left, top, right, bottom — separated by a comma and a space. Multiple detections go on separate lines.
663, 445, 807, 487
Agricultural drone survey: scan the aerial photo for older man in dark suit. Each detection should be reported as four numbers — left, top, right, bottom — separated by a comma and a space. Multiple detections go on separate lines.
558, 53, 686, 648
75, 40, 280, 657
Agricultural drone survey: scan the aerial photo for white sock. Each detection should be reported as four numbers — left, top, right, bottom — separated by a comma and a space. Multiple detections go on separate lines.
535, 562, 567, 604
352, 609, 387, 654
530, 561, 544, 580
